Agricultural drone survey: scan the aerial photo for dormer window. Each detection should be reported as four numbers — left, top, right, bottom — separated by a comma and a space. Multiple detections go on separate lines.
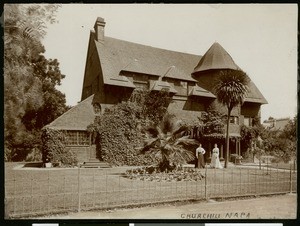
180, 81, 187, 89
93, 103, 101, 115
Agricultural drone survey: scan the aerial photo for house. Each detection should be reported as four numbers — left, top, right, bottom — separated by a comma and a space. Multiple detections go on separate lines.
45, 17, 268, 163
262, 117, 290, 131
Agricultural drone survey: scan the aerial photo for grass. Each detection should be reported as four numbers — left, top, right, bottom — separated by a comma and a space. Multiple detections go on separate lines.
4, 162, 297, 218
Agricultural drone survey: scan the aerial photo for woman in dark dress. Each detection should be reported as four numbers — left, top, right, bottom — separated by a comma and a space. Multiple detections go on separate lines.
196, 144, 206, 168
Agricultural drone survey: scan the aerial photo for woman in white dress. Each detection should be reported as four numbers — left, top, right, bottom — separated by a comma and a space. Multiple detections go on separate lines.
210, 143, 223, 169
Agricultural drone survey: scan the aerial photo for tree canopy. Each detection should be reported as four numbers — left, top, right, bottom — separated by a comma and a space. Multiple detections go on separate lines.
4, 4, 70, 161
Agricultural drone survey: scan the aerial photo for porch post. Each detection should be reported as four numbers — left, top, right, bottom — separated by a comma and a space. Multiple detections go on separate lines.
235, 138, 238, 155
221, 144, 223, 158
238, 139, 241, 156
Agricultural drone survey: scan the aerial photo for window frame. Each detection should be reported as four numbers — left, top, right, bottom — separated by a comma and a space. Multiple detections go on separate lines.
64, 130, 90, 147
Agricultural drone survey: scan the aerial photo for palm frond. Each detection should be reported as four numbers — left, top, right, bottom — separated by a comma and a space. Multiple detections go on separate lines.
139, 137, 158, 154
172, 124, 189, 137
214, 69, 249, 110
161, 114, 176, 134
144, 126, 159, 138
169, 146, 195, 165
174, 135, 199, 146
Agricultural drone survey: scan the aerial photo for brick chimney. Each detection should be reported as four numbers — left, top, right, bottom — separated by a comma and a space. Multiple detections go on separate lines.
94, 17, 106, 42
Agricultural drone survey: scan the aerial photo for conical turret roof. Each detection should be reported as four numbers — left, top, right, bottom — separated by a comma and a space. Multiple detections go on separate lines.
193, 42, 240, 73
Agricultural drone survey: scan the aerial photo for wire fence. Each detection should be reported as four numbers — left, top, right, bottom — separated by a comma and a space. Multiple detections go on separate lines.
5, 164, 297, 218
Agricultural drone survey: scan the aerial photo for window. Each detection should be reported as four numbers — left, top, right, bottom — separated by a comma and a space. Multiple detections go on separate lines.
133, 81, 148, 90
180, 81, 187, 89
244, 116, 253, 127
65, 131, 90, 146
77, 131, 90, 145
93, 103, 101, 115
65, 131, 77, 145
230, 116, 239, 125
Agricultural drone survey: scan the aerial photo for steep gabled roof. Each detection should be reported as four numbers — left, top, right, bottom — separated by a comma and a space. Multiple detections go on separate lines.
90, 32, 267, 105
193, 42, 240, 73
45, 95, 95, 131
94, 34, 201, 84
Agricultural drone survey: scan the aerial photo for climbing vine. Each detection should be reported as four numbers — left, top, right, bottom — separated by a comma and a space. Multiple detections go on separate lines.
41, 128, 78, 166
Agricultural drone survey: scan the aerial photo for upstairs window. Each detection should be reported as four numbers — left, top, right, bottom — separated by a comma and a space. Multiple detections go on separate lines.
244, 116, 253, 127
180, 81, 188, 89
93, 103, 101, 115
230, 116, 239, 125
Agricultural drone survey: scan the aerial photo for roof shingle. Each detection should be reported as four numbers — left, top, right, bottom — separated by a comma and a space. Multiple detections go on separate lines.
45, 95, 95, 131
193, 42, 240, 73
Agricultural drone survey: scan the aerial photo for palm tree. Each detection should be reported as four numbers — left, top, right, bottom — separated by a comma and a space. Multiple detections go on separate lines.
214, 69, 249, 168
139, 114, 198, 172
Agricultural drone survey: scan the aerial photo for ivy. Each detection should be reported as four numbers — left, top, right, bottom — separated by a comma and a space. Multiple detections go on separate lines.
89, 90, 172, 166
41, 128, 78, 167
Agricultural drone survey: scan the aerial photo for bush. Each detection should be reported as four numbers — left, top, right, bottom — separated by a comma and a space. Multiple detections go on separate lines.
125, 166, 205, 182
25, 147, 42, 162
41, 128, 78, 167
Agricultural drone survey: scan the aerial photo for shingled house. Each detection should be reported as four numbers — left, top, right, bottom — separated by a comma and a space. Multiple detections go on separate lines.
46, 17, 267, 163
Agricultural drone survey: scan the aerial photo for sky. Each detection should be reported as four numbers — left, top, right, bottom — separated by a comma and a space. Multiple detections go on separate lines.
42, 4, 298, 122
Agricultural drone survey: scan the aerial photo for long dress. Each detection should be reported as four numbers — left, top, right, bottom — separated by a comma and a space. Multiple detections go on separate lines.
210, 147, 223, 169
196, 147, 205, 168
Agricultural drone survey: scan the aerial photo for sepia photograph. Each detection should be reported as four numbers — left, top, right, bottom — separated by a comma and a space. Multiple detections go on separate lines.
3, 3, 297, 220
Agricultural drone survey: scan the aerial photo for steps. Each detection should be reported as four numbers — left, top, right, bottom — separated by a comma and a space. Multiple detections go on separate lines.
80, 160, 111, 168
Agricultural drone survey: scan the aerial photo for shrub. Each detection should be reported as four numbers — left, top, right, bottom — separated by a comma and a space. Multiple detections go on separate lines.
125, 166, 205, 182
41, 128, 78, 167
25, 147, 42, 162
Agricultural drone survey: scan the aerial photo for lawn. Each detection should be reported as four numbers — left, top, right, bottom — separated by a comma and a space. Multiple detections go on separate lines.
4, 162, 297, 218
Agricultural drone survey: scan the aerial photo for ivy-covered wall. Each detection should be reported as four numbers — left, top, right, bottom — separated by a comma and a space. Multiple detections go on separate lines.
89, 90, 172, 166
41, 128, 78, 166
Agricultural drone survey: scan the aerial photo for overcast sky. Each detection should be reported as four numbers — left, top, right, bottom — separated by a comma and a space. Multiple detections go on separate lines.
42, 4, 297, 122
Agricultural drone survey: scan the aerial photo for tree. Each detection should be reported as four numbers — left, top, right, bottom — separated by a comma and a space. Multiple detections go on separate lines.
198, 107, 225, 139
258, 116, 297, 164
139, 114, 198, 172
213, 69, 249, 168
240, 117, 264, 160
141, 90, 173, 124
4, 4, 69, 161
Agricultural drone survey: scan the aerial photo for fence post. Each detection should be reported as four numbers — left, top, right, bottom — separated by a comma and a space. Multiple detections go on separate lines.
195, 173, 198, 200
106, 170, 108, 207
78, 167, 81, 212
31, 173, 33, 213
254, 168, 257, 195
47, 170, 50, 211
93, 168, 95, 208
63, 171, 66, 210
13, 171, 16, 216
239, 168, 242, 195
289, 164, 293, 193
204, 167, 208, 200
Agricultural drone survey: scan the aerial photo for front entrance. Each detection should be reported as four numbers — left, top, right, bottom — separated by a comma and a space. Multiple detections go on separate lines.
89, 145, 97, 161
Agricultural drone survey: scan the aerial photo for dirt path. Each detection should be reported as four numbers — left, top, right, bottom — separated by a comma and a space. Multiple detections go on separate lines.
39, 193, 296, 219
